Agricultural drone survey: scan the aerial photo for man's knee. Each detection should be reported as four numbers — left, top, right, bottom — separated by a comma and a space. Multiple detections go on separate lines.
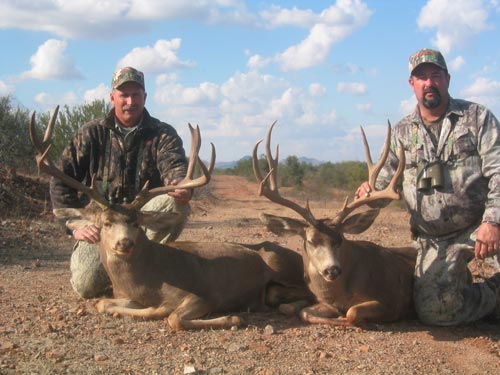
414, 289, 463, 326
141, 195, 191, 243
70, 242, 110, 299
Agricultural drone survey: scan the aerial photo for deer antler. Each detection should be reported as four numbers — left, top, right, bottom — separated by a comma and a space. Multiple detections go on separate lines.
29, 106, 111, 208
126, 123, 215, 210
331, 122, 405, 225
253, 121, 319, 227
253, 121, 405, 228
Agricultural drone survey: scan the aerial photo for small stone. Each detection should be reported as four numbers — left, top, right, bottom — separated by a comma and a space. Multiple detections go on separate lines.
263, 324, 275, 335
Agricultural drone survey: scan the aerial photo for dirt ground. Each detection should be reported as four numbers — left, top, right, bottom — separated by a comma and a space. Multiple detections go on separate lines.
1, 172, 500, 375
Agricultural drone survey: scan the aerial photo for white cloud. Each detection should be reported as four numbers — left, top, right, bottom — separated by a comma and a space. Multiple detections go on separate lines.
34, 90, 79, 110
337, 82, 367, 95
460, 77, 500, 97
417, 0, 493, 53
155, 76, 219, 107
274, 0, 372, 71
309, 83, 326, 97
84, 84, 110, 104
448, 55, 466, 71
128, 0, 256, 25
357, 102, 372, 113
260, 5, 317, 28
460, 77, 500, 113
150, 69, 340, 161
117, 39, 195, 74
246, 54, 272, 70
0, 80, 14, 96
400, 96, 417, 116
0, 1, 256, 39
20, 39, 82, 81
0, 1, 135, 38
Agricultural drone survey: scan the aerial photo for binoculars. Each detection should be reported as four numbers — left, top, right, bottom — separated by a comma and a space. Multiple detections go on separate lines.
417, 160, 444, 191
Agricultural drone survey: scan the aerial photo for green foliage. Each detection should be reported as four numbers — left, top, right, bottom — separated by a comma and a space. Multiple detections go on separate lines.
280, 155, 306, 187
0, 96, 110, 173
37, 100, 110, 159
220, 155, 270, 179
219, 154, 368, 198
0, 96, 33, 172
314, 160, 367, 190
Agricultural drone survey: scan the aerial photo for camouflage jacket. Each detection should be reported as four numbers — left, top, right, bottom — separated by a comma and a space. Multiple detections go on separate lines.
50, 108, 188, 208
376, 97, 500, 238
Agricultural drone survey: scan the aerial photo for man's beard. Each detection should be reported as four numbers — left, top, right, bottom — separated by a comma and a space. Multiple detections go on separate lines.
422, 87, 442, 109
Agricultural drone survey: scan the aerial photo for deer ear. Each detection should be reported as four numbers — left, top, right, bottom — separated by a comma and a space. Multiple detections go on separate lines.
340, 208, 380, 234
139, 211, 182, 231
260, 213, 306, 237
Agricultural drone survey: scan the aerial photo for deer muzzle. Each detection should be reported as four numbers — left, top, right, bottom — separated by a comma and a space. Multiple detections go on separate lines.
321, 265, 342, 282
113, 238, 135, 255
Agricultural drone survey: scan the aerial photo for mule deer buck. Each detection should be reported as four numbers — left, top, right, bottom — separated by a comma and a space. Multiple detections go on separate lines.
30, 107, 309, 331
253, 121, 417, 327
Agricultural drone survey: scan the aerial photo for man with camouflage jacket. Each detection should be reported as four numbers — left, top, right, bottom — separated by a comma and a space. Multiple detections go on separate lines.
50, 67, 192, 298
355, 48, 500, 325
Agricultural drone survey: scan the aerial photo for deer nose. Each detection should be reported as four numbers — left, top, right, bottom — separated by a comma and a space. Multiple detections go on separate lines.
115, 238, 134, 253
323, 265, 341, 281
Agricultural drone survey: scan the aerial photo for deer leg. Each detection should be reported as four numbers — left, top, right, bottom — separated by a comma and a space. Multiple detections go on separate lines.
266, 283, 313, 316
345, 300, 396, 326
299, 303, 355, 326
265, 284, 313, 307
167, 295, 243, 331
96, 298, 170, 320
278, 300, 312, 316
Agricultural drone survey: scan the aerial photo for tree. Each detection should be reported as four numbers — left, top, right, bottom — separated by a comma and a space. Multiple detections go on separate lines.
280, 155, 306, 187
0, 96, 32, 172
37, 100, 111, 160
0, 97, 111, 173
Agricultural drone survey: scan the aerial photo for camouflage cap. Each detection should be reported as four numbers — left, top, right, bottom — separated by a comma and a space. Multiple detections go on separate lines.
112, 67, 145, 90
409, 48, 447, 74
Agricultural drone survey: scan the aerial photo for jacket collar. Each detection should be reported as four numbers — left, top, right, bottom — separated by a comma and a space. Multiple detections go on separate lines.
410, 96, 464, 125
103, 107, 152, 130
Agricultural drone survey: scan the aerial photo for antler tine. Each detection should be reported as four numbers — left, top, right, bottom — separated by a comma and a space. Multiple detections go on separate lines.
29, 106, 59, 152
204, 142, 216, 174
264, 120, 279, 190
43, 106, 59, 145
253, 121, 318, 227
29, 107, 111, 208
185, 123, 202, 179
252, 139, 264, 182
332, 121, 405, 225
127, 124, 215, 210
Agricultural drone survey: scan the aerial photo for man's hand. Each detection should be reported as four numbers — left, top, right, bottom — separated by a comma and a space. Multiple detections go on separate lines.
354, 181, 371, 200
72, 225, 101, 244
168, 179, 193, 205
475, 222, 500, 260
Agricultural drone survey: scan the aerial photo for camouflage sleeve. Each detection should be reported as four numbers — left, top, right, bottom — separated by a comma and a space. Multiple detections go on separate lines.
49, 130, 90, 209
478, 108, 500, 223
367, 130, 403, 209
155, 124, 189, 185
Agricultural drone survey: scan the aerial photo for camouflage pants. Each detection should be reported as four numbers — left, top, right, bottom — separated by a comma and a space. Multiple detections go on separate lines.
414, 226, 500, 326
70, 195, 191, 299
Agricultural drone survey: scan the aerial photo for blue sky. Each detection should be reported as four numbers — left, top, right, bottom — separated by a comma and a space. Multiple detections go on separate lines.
1, 0, 500, 163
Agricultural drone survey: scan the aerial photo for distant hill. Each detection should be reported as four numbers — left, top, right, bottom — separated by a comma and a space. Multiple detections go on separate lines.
215, 155, 323, 169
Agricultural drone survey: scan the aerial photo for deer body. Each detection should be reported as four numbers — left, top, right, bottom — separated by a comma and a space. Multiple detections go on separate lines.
302, 238, 416, 323
254, 122, 417, 326
59, 204, 309, 330
99, 235, 301, 329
